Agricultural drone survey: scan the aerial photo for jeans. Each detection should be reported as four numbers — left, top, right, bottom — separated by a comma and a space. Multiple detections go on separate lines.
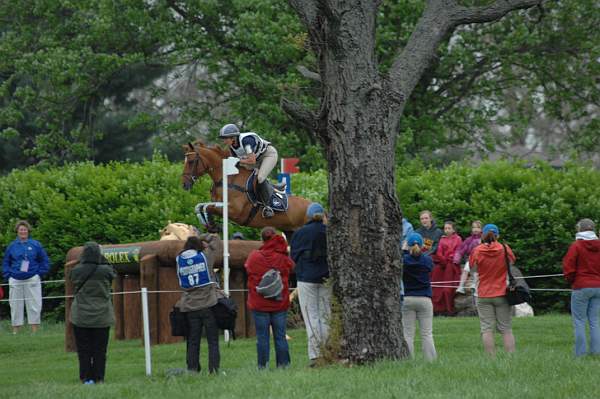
401, 296, 437, 361
185, 308, 220, 373
298, 282, 332, 360
252, 310, 290, 368
73, 326, 110, 382
570, 288, 600, 357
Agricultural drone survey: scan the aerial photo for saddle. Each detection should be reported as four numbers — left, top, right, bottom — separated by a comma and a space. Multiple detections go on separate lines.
246, 170, 288, 217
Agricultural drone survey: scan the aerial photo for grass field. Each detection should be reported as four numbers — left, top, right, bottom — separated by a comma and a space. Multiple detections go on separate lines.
0, 315, 598, 399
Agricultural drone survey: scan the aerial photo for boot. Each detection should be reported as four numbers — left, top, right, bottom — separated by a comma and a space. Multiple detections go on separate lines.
257, 180, 275, 218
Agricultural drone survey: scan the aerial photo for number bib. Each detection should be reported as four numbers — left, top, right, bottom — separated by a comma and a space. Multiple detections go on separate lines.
176, 251, 214, 289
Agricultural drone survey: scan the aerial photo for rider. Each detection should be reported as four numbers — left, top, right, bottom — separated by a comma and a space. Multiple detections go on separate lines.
218, 123, 285, 218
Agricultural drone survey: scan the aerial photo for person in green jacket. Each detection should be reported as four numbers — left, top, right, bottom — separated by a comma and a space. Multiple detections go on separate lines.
69, 242, 115, 384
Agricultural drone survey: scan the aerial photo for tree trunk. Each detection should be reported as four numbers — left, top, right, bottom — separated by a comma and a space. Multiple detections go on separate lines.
311, 3, 408, 363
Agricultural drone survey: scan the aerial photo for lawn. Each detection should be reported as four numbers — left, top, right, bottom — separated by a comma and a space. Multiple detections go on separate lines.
0, 315, 597, 399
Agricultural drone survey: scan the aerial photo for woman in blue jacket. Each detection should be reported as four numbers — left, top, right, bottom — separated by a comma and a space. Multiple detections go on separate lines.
290, 203, 330, 367
2, 220, 50, 334
402, 232, 437, 361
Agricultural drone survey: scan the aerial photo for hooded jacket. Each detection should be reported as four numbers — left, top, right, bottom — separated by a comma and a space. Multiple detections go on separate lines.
69, 242, 115, 328
245, 235, 295, 312
469, 241, 516, 298
562, 239, 600, 289
415, 221, 443, 256
175, 234, 220, 312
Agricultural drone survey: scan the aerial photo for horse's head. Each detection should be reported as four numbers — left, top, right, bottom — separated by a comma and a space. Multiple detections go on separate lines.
181, 141, 229, 190
181, 142, 208, 191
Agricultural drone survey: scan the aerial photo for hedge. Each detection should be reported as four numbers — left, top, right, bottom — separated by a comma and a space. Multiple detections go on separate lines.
1, 157, 599, 317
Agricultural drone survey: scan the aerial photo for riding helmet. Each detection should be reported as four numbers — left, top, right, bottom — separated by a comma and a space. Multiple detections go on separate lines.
219, 123, 240, 138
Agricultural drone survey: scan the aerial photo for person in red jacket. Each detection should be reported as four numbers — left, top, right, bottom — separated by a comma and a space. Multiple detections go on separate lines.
245, 227, 295, 369
431, 221, 463, 315
562, 218, 600, 357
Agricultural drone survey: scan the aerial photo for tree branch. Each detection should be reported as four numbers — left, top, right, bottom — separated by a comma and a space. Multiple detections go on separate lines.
280, 98, 326, 142
296, 65, 321, 82
450, 0, 544, 26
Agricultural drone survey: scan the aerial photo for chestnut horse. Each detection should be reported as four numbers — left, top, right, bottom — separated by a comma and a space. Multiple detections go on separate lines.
181, 141, 312, 232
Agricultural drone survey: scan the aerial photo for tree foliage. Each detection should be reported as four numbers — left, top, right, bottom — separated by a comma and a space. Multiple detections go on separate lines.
1, 1, 597, 172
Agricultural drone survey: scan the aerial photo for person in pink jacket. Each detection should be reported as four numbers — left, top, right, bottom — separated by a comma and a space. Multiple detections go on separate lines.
455, 220, 483, 294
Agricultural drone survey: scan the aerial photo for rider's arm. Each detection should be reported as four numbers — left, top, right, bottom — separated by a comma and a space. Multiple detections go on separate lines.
239, 136, 258, 164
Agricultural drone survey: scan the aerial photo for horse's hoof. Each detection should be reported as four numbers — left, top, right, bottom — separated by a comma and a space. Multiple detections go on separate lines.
206, 223, 221, 233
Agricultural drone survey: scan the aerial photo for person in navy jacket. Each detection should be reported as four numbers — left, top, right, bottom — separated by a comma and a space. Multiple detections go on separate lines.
401, 232, 437, 361
2, 220, 50, 333
290, 203, 330, 367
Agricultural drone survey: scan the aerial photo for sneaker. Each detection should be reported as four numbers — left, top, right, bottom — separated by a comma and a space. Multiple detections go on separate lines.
456, 287, 465, 294
83, 380, 95, 385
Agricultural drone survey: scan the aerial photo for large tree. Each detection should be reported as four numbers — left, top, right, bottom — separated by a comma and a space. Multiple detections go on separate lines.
282, 0, 544, 362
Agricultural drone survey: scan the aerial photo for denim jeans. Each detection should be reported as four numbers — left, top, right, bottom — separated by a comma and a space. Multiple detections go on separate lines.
571, 287, 600, 357
252, 310, 290, 368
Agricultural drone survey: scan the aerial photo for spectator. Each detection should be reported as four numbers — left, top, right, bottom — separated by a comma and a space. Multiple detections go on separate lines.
290, 203, 331, 367
402, 233, 437, 361
245, 227, 295, 369
456, 220, 483, 294
562, 218, 600, 357
431, 221, 463, 315
415, 210, 443, 256
69, 242, 115, 384
175, 235, 221, 374
469, 224, 516, 355
401, 217, 415, 250
2, 220, 50, 334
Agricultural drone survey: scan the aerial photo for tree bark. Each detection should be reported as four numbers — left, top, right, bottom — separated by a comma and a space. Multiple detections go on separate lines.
286, 0, 543, 363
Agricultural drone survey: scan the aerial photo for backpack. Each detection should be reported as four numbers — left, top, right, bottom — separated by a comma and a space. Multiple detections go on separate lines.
256, 268, 283, 301
212, 297, 239, 339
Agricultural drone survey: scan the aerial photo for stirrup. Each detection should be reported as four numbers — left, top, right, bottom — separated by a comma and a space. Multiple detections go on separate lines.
262, 206, 274, 218
273, 182, 286, 191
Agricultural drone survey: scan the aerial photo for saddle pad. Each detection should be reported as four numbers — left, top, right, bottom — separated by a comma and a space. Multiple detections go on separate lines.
245, 170, 289, 212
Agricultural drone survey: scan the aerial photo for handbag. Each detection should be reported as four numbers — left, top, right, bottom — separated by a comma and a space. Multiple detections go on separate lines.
212, 296, 239, 339
502, 244, 531, 305
169, 306, 188, 337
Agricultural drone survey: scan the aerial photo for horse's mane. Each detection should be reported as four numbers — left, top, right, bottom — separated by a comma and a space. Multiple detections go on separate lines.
188, 139, 230, 158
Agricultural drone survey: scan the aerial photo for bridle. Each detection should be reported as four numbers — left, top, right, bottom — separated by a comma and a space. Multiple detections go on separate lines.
184, 148, 213, 184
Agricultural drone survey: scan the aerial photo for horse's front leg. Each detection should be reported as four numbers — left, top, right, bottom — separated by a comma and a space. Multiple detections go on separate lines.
194, 202, 223, 233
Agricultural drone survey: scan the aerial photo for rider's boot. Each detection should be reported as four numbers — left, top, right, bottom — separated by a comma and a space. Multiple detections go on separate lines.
257, 180, 274, 218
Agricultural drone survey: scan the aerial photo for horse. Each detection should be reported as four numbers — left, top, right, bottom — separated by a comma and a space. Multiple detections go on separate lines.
181, 141, 312, 233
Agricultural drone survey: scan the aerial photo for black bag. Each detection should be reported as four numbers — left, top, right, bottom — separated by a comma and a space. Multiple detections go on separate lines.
502, 244, 532, 305
212, 297, 238, 339
169, 306, 188, 337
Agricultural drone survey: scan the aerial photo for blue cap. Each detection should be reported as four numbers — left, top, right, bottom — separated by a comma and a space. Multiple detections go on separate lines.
306, 202, 325, 218
406, 232, 424, 247
482, 224, 499, 237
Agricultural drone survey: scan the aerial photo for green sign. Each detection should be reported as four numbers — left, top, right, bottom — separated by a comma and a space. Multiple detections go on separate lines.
101, 246, 142, 265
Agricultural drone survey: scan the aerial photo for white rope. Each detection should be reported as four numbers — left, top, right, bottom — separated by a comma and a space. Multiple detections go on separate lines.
0, 279, 66, 287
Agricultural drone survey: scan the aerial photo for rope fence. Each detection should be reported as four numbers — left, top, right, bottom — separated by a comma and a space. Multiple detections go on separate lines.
0, 272, 572, 303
